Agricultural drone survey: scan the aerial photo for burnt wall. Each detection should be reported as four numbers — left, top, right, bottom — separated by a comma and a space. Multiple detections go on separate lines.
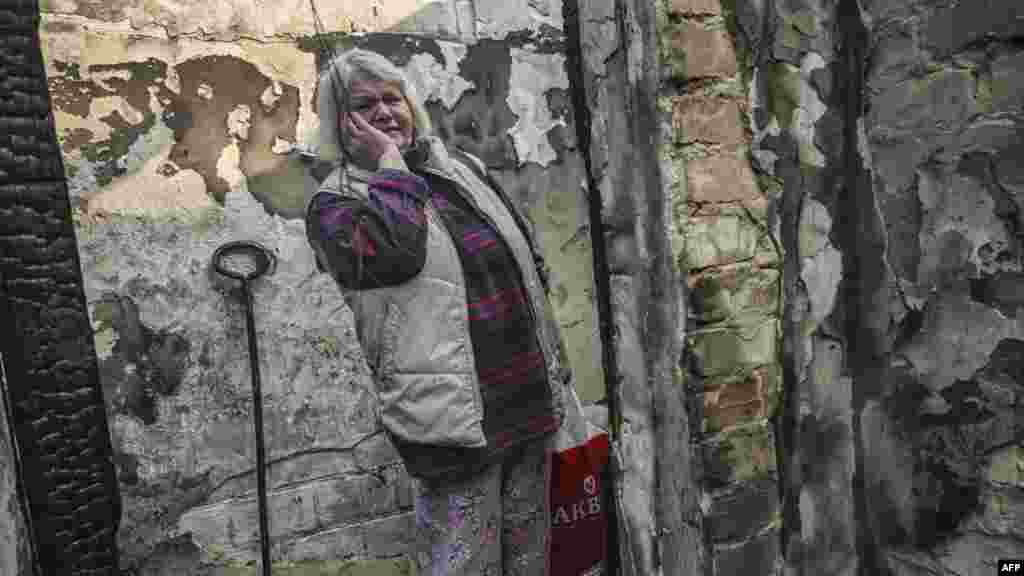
662, 0, 1024, 573
859, 0, 1024, 572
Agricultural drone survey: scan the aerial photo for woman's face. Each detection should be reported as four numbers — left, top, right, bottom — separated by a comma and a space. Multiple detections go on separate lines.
347, 78, 415, 151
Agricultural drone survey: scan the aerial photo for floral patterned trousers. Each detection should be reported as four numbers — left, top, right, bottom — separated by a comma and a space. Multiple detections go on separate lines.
413, 437, 550, 576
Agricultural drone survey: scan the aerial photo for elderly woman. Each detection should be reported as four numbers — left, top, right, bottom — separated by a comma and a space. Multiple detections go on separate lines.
304, 48, 578, 575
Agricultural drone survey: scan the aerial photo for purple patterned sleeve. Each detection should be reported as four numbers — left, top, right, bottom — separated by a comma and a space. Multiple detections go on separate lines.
308, 169, 430, 289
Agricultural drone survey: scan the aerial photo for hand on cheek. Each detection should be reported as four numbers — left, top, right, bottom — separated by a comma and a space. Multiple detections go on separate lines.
345, 111, 404, 171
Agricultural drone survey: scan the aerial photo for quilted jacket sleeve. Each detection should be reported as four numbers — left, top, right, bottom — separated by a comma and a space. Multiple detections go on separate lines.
308, 168, 431, 289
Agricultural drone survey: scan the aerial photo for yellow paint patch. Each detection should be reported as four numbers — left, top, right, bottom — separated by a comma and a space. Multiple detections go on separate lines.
93, 95, 146, 125
988, 445, 1024, 486
92, 327, 118, 361
216, 142, 246, 190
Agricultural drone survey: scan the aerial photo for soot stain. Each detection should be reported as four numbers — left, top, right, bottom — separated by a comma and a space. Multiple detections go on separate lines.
93, 293, 191, 425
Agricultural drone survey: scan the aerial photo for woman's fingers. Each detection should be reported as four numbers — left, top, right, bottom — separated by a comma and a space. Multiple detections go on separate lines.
346, 110, 400, 169
351, 111, 376, 135
353, 111, 386, 140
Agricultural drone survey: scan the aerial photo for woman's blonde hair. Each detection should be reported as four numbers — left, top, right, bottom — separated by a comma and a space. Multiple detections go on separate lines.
316, 48, 433, 163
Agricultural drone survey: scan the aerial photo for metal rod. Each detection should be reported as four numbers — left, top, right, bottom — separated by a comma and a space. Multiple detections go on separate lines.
241, 280, 272, 576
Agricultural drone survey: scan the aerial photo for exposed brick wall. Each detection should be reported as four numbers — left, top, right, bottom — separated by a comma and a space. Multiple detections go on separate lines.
660, 0, 783, 573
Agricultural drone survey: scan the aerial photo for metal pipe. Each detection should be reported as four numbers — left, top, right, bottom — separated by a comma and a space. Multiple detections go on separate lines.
241, 280, 272, 576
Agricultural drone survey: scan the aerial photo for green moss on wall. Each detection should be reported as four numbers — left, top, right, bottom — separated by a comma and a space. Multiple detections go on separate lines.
72, 205, 226, 240
789, 10, 818, 36
313, 334, 341, 359
765, 61, 800, 129
191, 205, 226, 236
676, 142, 713, 162
80, 112, 157, 170
975, 73, 994, 114
76, 58, 171, 187
707, 424, 777, 484
755, 173, 783, 199
53, 60, 81, 80
296, 32, 357, 55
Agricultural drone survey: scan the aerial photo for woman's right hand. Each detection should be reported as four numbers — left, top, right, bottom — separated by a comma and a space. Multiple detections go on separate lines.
346, 111, 406, 171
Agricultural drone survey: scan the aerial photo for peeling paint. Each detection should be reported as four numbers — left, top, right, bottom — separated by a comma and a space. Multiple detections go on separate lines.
227, 105, 253, 141
473, 0, 563, 40
402, 41, 474, 111
506, 48, 569, 167
795, 53, 828, 168
903, 291, 1024, 394
83, 120, 214, 218
917, 165, 1018, 288
798, 199, 842, 333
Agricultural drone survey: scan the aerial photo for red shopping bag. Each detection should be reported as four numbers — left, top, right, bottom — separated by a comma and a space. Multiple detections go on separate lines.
548, 386, 611, 576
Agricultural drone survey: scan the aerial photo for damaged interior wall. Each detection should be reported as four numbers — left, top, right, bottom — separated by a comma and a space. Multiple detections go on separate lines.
661, 0, 1024, 573
856, 0, 1024, 572
6, 0, 1019, 573
24, 0, 605, 573
659, 0, 785, 572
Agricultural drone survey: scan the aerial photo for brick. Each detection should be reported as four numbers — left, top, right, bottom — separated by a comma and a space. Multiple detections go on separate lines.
668, 21, 738, 78
280, 525, 364, 563
687, 154, 763, 208
178, 480, 324, 552
719, 368, 772, 405
689, 265, 779, 323
672, 95, 745, 146
701, 423, 777, 489
669, 0, 722, 16
691, 319, 777, 377
684, 207, 764, 270
701, 368, 774, 434
702, 399, 765, 434
313, 467, 408, 527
